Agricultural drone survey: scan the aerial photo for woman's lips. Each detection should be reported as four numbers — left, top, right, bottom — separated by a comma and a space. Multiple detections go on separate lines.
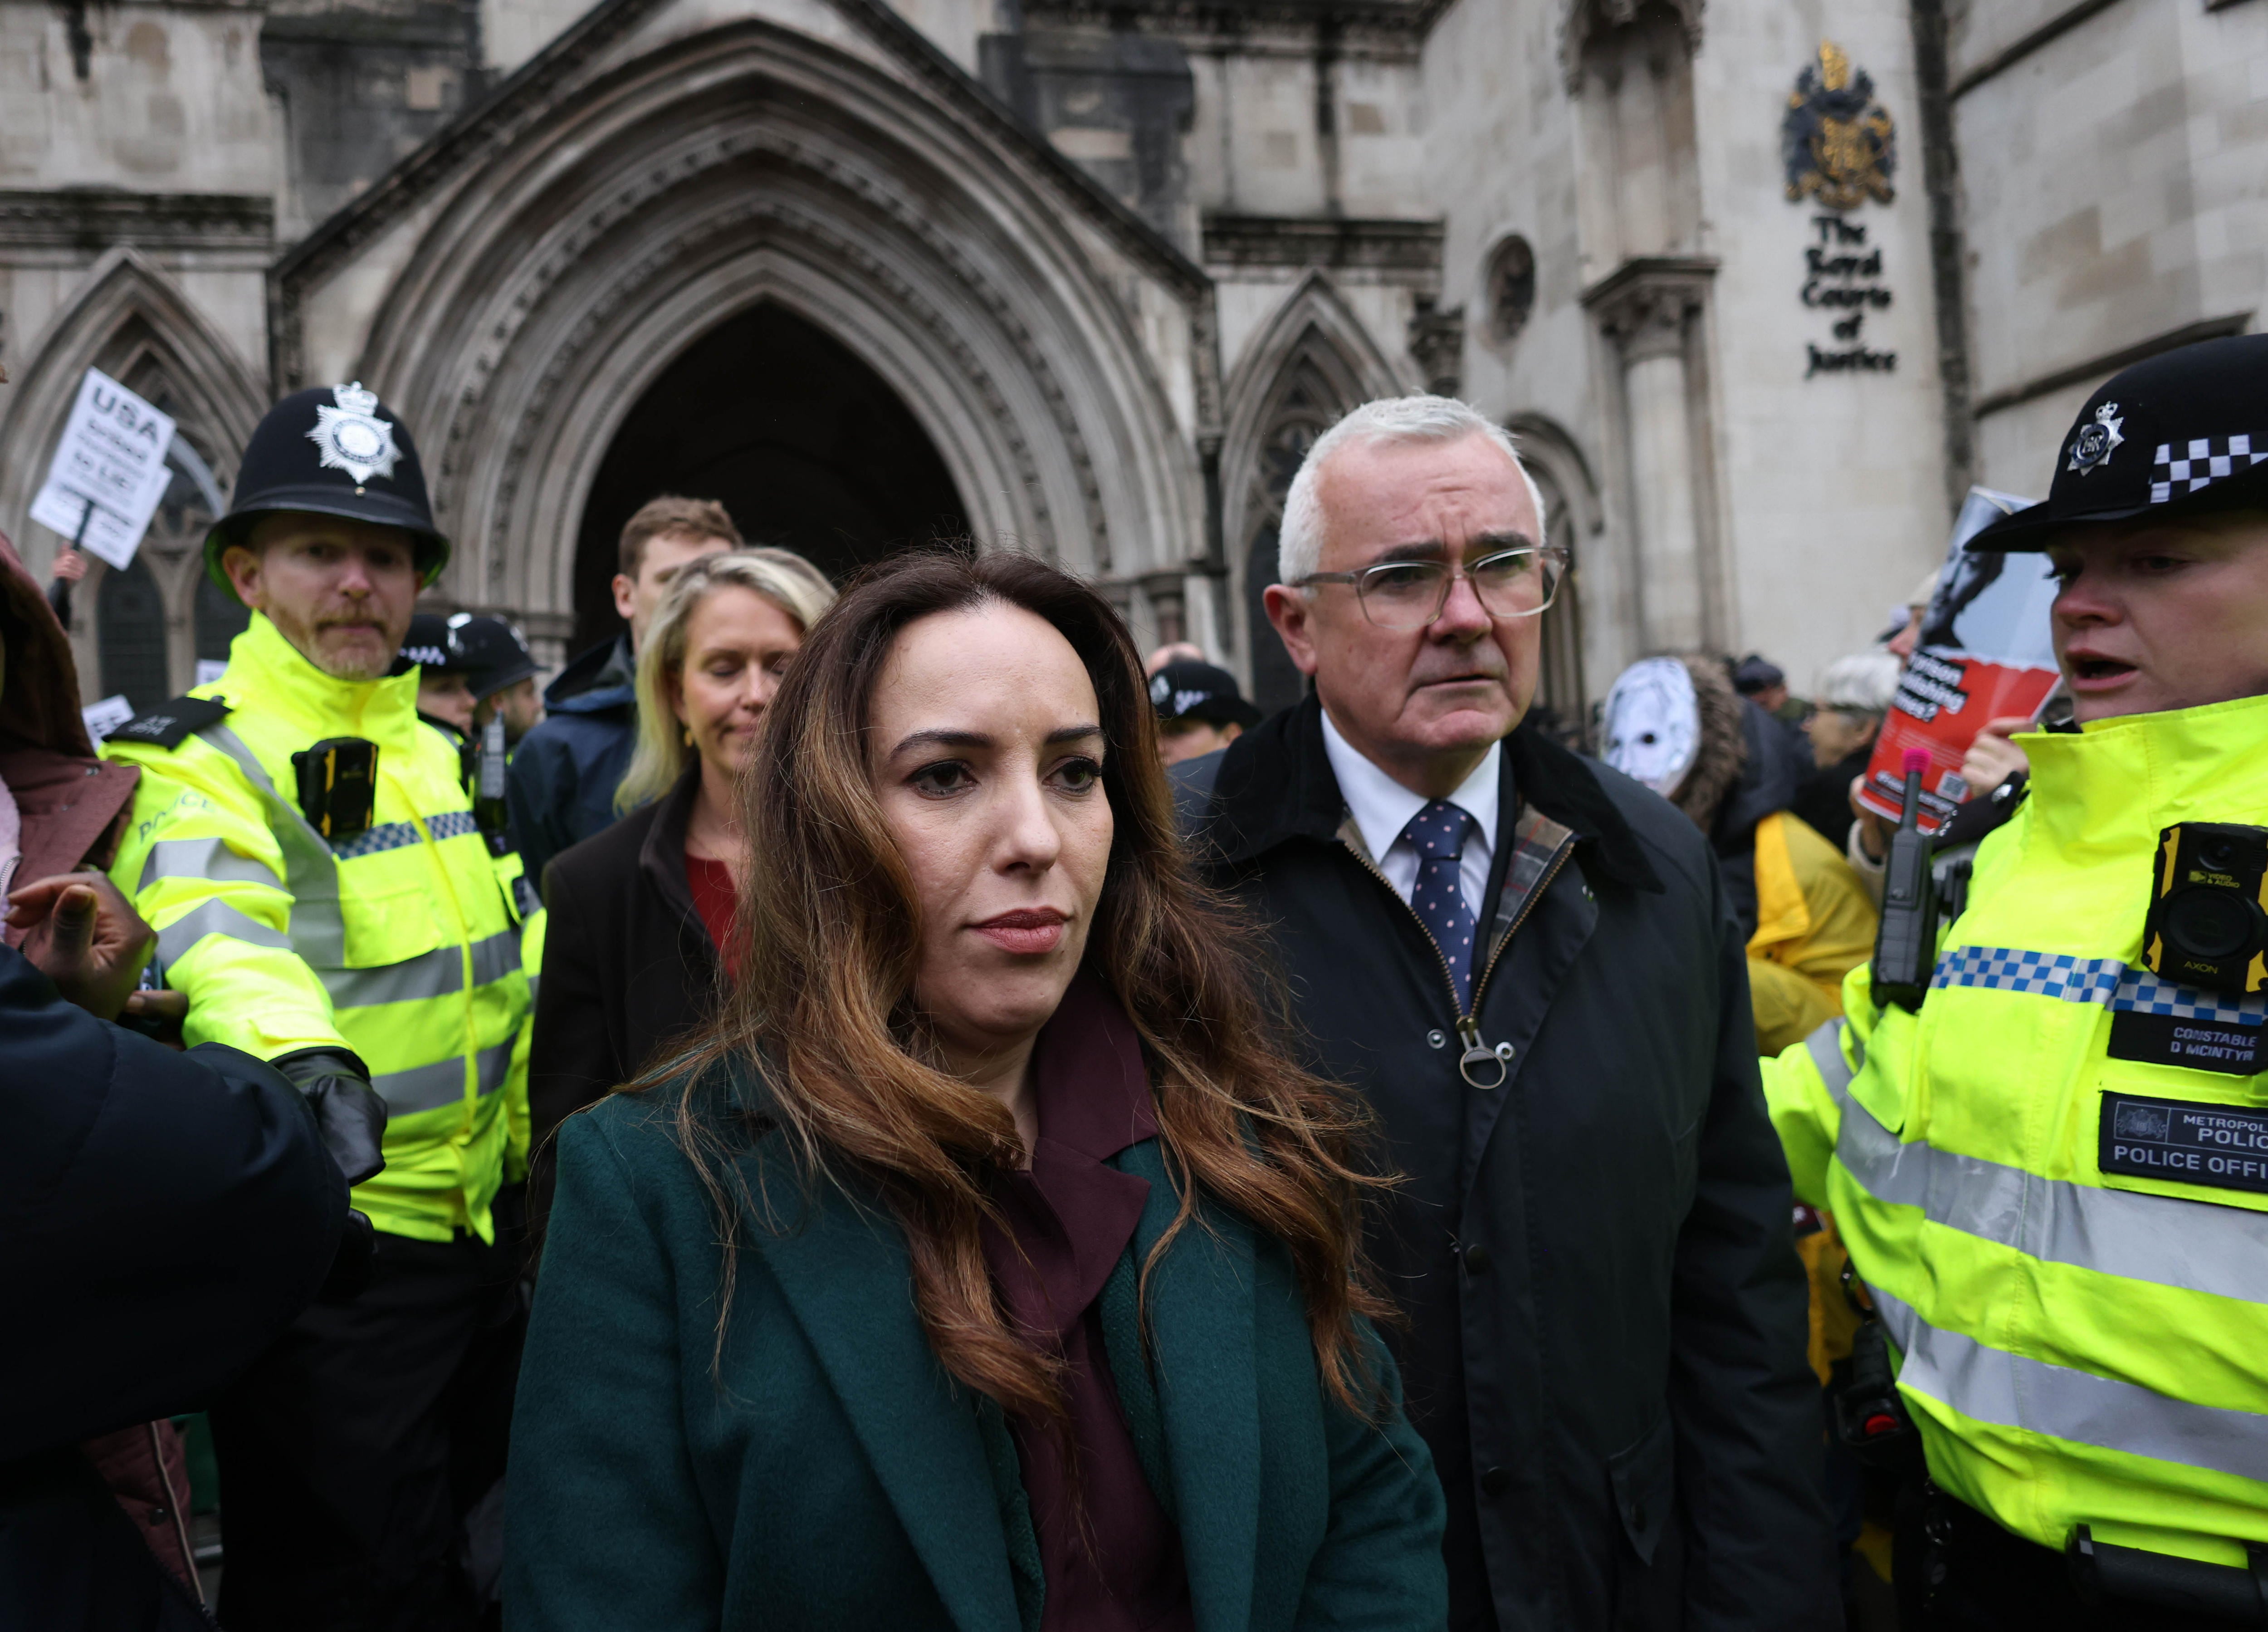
2065, 653, 2138, 691
970, 909, 1068, 955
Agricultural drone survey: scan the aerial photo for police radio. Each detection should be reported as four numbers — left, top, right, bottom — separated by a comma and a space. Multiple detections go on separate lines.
293, 738, 379, 843
1871, 749, 1940, 1012
2142, 823, 2268, 996
474, 716, 511, 854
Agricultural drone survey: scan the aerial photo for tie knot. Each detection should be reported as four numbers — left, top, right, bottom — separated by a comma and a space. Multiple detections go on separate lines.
1400, 799, 1473, 861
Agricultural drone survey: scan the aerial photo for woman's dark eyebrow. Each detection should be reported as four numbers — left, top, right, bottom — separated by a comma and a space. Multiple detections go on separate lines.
890, 722, 1103, 755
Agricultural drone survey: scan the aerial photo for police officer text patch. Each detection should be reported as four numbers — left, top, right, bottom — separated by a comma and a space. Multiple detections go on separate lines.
2100, 1093, 2268, 1196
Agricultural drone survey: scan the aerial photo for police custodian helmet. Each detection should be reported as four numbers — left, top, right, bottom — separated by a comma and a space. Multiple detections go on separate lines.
203, 381, 450, 596
1966, 332, 2268, 551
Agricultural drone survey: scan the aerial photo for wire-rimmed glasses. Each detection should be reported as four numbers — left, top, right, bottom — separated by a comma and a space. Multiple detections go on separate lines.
1295, 545, 1567, 630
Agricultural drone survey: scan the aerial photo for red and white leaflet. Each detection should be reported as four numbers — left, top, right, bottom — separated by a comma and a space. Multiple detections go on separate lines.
1857, 487, 2058, 833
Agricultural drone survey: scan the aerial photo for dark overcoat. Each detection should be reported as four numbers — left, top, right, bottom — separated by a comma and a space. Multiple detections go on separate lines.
528, 764, 715, 1216
1177, 698, 1836, 1632
504, 635, 638, 887
504, 1073, 1451, 1631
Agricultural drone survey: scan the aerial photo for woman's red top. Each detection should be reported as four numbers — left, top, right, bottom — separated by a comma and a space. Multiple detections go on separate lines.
682, 852, 737, 975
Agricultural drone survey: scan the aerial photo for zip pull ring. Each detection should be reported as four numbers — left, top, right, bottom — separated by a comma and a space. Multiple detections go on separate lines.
1457, 1019, 1515, 1089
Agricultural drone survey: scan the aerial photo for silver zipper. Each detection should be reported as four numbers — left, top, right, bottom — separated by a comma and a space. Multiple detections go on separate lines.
1341, 831, 1578, 1089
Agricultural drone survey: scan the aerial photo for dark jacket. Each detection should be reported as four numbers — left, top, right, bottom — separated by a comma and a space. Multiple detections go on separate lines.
506, 1072, 1449, 1631
505, 635, 638, 887
0, 942, 347, 1628
1177, 698, 1836, 1632
1706, 697, 1813, 942
0, 529, 137, 927
529, 765, 715, 1215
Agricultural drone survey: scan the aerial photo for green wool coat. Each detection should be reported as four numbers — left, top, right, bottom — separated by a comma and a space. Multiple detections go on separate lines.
503, 1079, 1450, 1632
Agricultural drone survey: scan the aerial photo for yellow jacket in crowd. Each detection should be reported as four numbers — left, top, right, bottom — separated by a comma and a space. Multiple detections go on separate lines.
1746, 808, 1878, 1056
1761, 695, 2268, 1569
103, 612, 533, 1243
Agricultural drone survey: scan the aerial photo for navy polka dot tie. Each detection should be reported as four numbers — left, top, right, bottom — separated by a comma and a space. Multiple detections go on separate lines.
1401, 800, 1477, 1009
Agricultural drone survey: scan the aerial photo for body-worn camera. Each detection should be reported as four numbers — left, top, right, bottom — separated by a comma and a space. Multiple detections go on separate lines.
292, 737, 380, 843
2142, 823, 2268, 996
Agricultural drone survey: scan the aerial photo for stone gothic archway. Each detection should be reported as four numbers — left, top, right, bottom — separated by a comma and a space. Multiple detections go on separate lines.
274, 5, 1217, 664
1218, 272, 1406, 714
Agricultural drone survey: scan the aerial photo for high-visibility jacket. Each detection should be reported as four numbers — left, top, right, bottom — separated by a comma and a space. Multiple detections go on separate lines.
1747, 809, 1879, 1056
104, 613, 533, 1242
1761, 692, 2268, 1570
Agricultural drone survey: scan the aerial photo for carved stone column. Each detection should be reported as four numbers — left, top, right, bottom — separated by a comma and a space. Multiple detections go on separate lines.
1584, 256, 1720, 654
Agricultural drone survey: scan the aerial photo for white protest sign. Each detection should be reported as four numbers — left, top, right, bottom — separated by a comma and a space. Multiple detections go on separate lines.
28, 368, 178, 571
81, 694, 137, 741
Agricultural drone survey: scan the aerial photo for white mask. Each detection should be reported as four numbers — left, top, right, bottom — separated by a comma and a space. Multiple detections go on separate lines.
1601, 658, 1700, 798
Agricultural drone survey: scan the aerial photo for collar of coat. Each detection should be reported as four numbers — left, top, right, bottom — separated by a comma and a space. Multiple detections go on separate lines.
1202, 692, 1662, 895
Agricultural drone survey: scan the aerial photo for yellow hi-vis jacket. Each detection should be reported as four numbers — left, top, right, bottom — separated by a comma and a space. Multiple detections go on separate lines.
1761, 693, 2268, 1571
104, 613, 533, 1243
1747, 809, 1879, 1057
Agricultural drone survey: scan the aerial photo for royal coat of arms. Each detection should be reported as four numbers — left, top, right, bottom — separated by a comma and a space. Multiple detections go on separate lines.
1783, 41, 1897, 211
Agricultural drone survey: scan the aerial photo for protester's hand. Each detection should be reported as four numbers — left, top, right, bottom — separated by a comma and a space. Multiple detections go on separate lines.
7, 871, 156, 1020
1849, 776, 1890, 865
51, 547, 88, 584
1959, 715, 2032, 801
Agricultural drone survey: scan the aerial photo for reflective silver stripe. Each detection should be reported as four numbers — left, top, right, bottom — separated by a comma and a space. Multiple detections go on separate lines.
1874, 1289, 2268, 1486
197, 727, 347, 968
1804, 1018, 1855, 1102
318, 928, 522, 1011
139, 836, 279, 893
154, 899, 293, 963
370, 1040, 514, 1115
1835, 1076, 2268, 1307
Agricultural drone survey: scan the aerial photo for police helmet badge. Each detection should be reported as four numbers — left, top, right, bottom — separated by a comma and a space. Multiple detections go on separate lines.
1782, 41, 1897, 211
1149, 672, 1171, 708
307, 381, 402, 485
2066, 401, 2124, 475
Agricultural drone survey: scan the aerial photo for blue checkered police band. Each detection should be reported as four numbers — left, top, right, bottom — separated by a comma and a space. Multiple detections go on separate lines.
1931, 945, 2266, 1026
2150, 435, 2268, 503
331, 810, 482, 861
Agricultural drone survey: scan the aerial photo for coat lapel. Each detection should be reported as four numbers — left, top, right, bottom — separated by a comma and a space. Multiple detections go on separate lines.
749, 1163, 1025, 1632
1114, 1140, 1261, 1632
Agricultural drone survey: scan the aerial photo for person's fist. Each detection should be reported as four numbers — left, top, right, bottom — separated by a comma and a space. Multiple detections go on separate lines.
7, 871, 157, 1021
1958, 715, 2032, 802
51, 547, 89, 584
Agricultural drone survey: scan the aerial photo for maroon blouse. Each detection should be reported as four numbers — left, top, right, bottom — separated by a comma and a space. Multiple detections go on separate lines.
979, 974, 1195, 1632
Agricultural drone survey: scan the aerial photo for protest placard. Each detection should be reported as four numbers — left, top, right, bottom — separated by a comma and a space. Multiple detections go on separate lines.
27, 368, 178, 571
1857, 486, 2059, 832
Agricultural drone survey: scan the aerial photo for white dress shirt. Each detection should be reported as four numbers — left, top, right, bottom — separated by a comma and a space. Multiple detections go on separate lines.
1319, 709, 1500, 921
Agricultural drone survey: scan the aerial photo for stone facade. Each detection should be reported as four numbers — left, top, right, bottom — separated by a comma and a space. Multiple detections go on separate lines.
4, 0, 2263, 720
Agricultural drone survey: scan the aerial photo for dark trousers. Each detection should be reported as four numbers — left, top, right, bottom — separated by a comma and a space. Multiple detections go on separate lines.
1895, 1481, 2256, 1632
210, 1224, 525, 1632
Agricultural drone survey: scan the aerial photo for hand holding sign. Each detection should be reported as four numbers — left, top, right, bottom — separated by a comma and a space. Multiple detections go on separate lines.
27, 368, 178, 571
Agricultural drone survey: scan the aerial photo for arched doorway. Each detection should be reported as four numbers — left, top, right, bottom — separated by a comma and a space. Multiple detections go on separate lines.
570, 303, 969, 650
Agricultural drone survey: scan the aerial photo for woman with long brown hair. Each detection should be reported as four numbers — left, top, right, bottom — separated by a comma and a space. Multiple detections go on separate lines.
504, 551, 1446, 1630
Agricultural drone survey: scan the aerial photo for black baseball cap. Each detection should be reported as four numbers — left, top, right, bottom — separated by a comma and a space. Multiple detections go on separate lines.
1731, 655, 1785, 696
390, 612, 470, 678
1149, 658, 1262, 730
445, 613, 539, 701
1967, 333, 2268, 551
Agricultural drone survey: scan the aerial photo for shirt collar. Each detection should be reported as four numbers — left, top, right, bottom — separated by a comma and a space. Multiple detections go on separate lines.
1318, 706, 1501, 863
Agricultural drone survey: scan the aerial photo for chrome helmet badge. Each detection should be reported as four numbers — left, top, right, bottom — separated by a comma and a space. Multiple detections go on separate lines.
308, 381, 401, 485
2067, 400, 2125, 476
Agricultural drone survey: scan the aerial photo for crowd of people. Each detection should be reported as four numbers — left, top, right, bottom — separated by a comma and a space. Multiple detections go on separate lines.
4, 332, 2266, 1632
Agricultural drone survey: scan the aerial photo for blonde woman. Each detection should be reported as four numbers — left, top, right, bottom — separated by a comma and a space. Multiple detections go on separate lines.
528, 549, 834, 1213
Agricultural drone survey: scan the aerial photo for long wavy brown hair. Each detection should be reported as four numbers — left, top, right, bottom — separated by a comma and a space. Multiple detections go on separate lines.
639, 549, 1393, 1427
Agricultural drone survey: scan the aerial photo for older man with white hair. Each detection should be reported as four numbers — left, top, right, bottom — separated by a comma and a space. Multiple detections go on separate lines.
1177, 397, 1837, 1632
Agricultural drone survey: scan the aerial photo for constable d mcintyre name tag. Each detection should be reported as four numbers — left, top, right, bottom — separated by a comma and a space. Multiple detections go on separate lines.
2101, 1092, 2268, 1196
2108, 1011, 2263, 1076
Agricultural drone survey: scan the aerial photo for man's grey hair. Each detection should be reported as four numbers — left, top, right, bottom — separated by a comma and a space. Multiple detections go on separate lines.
1276, 396, 1549, 587
1814, 651, 1904, 716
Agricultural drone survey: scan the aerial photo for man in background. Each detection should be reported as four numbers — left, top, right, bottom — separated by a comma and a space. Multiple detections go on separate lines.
505, 496, 738, 883
394, 612, 478, 738
1149, 656, 1261, 767
451, 615, 543, 746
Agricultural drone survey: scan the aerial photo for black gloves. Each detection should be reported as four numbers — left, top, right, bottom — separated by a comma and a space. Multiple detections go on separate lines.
271, 1046, 389, 1187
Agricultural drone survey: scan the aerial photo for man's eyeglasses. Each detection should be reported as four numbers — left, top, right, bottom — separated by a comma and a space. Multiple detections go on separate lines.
1296, 545, 1568, 631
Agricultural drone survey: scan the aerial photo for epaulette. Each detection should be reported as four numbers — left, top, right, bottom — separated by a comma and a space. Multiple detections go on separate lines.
1933, 771, 2028, 851
108, 695, 232, 751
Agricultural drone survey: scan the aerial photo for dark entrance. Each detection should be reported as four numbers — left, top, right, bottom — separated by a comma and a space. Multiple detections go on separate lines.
572, 303, 970, 652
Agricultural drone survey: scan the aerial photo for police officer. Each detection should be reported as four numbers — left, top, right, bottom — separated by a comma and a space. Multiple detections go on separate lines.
392, 609, 480, 738
103, 382, 533, 1631
1762, 334, 2268, 1628
450, 613, 543, 745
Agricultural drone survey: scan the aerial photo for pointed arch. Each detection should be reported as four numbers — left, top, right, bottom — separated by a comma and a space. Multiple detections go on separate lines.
0, 248, 268, 700
1217, 272, 1405, 710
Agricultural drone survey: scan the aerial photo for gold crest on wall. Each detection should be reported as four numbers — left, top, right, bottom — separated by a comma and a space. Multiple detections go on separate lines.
1783, 41, 1897, 211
